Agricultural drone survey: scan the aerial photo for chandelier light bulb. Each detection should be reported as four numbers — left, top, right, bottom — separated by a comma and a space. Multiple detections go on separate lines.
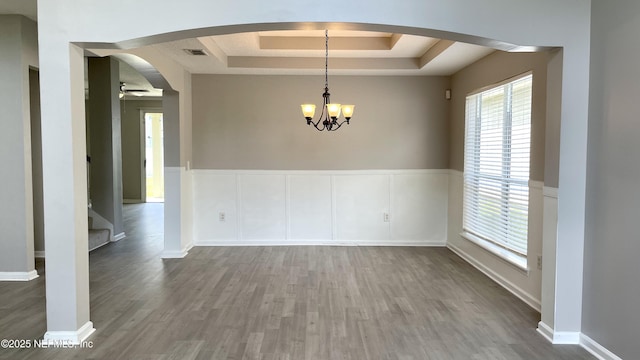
341, 105, 355, 119
327, 103, 342, 119
301, 104, 316, 119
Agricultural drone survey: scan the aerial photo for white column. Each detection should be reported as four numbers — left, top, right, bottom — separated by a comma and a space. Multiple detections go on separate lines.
161, 89, 188, 258
40, 42, 94, 343
538, 46, 589, 344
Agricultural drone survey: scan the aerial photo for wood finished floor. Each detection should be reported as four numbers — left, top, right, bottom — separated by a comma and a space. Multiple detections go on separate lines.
0, 203, 594, 360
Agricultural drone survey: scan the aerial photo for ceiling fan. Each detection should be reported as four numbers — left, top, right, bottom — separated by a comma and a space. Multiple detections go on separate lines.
119, 82, 150, 98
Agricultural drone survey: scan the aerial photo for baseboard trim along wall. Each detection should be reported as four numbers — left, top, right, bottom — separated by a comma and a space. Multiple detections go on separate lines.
536, 321, 580, 344
0, 270, 39, 281
536, 322, 623, 360
113, 232, 126, 242
448, 242, 541, 312
43, 321, 95, 345
195, 239, 446, 247
580, 333, 624, 360
192, 169, 449, 247
123, 199, 143, 204
161, 243, 193, 259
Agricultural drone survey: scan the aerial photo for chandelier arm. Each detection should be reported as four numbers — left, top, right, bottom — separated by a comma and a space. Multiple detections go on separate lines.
327, 120, 349, 131
309, 101, 328, 131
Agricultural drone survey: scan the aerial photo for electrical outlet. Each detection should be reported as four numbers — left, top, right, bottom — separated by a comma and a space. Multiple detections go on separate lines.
383, 212, 390, 222
537, 255, 543, 270
219, 212, 226, 222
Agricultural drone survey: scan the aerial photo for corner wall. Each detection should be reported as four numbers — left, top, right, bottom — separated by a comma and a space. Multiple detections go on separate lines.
447, 51, 549, 310
582, 1, 640, 359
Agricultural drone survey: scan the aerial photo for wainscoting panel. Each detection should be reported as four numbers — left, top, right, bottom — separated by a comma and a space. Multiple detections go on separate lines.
193, 173, 238, 242
288, 175, 333, 241
334, 174, 390, 243
192, 170, 449, 246
239, 174, 287, 241
391, 173, 448, 244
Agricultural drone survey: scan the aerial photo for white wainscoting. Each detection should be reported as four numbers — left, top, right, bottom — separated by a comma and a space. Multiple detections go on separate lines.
192, 169, 449, 246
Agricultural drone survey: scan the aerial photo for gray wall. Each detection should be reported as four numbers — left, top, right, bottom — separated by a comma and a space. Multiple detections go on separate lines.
0, 15, 38, 272
192, 75, 450, 170
29, 69, 44, 253
449, 51, 548, 182
87, 57, 124, 235
121, 99, 162, 201
583, 0, 640, 358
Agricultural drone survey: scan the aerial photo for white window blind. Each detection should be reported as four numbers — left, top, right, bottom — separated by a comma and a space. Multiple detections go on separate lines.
462, 74, 532, 256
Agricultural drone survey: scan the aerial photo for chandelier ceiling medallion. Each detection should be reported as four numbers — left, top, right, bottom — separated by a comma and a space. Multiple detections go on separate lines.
300, 30, 355, 131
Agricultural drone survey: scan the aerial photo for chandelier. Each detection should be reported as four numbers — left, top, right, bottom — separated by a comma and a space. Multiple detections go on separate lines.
300, 30, 355, 131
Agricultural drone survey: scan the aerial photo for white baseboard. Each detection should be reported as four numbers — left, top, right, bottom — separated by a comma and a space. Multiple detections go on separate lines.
447, 242, 541, 312
35, 251, 46, 258
113, 232, 126, 242
0, 270, 39, 281
88, 241, 110, 252
161, 249, 189, 258
536, 321, 580, 344
44, 321, 95, 345
537, 321, 555, 343
194, 239, 446, 247
580, 334, 623, 360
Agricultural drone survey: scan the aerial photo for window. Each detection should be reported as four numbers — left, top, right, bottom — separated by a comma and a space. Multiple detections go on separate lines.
462, 74, 532, 263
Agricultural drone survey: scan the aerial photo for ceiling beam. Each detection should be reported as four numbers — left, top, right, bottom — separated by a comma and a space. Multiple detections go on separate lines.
390, 34, 403, 49
228, 56, 418, 70
259, 36, 392, 50
419, 39, 455, 68
197, 37, 228, 66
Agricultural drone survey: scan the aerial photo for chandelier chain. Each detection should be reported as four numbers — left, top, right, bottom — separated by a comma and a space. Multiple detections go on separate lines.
325, 29, 329, 89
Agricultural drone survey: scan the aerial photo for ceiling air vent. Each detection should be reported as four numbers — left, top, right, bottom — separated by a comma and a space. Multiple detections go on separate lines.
184, 49, 207, 56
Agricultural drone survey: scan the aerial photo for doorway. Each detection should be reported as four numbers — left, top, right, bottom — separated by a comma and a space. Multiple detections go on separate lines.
143, 111, 164, 202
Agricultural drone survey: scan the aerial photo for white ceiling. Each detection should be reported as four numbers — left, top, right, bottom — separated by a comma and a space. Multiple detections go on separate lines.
2, 2, 496, 95
153, 30, 495, 76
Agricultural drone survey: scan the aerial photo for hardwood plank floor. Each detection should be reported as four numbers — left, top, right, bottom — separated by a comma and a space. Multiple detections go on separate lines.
0, 203, 594, 359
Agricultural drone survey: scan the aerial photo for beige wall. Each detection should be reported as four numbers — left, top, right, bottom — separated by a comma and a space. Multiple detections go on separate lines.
120, 99, 162, 201
449, 51, 548, 181
192, 75, 450, 170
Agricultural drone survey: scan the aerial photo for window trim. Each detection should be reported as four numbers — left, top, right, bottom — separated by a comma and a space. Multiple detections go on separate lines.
462, 71, 533, 268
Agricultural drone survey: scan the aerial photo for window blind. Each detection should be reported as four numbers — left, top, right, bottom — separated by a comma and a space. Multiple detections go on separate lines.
462, 74, 532, 256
